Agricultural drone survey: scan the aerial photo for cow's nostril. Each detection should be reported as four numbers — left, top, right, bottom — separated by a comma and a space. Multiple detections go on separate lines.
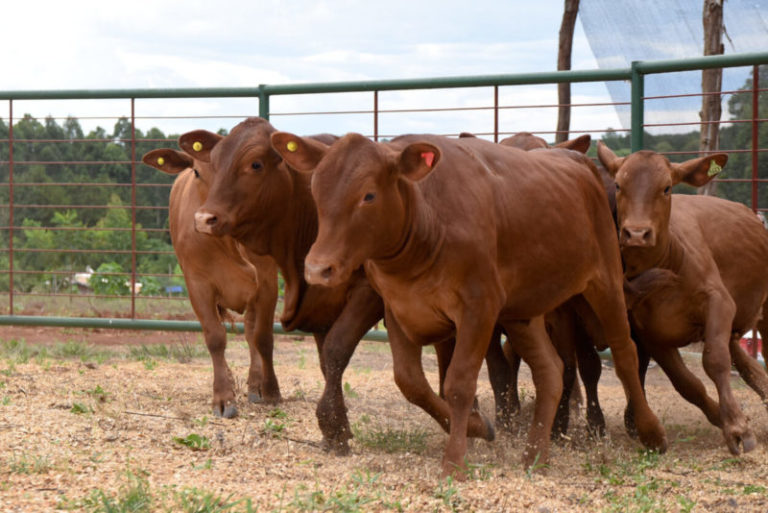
205, 216, 218, 226
321, 266, 334, 280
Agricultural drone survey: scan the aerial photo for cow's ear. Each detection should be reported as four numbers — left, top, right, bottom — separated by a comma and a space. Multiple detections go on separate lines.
178, 130, 223, 163
142, 149, 192, 175
596, 141, 625, 177
399, 143, 441, 182
271, 132, 329, 172
670, 153, 728, 187
555, 134, 591, 154
458, 132, 477, 138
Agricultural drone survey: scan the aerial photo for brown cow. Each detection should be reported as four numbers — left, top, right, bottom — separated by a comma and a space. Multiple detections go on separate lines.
142, 146, 280, 418
184, 118, 519, 453
598, 142, 768, 454
273, 131, 667, 477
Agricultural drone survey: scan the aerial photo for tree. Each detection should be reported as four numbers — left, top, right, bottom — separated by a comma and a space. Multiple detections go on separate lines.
698, 0, 725, 196
556, 0, 580, 143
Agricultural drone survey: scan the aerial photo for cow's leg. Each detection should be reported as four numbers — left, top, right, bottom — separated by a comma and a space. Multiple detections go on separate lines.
758, 309, 768, 372
386, 310, 494, 446
501, 337, 523, 415
623, 342, 651, 438
729, 334, 768, 410
315, 285, 384, 455
243, 271, 280, 404
546, 310, 577, 439
581, 278, 667, 453
434, 339, 454, 398
501, 317, 563, 469
574, 326, 605, 438
440, 308, 501, 478
485, 326, 517, 429
187, 283, 237, 418
702, 293, 755, 454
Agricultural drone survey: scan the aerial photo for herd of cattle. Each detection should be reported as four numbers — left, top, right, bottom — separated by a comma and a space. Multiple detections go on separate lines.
142, 117, 768, 479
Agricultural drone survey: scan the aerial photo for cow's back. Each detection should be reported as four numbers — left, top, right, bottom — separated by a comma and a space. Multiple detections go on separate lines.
671, 194, 768, 331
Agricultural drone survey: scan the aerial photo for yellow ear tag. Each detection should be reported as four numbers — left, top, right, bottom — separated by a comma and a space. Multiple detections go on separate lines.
286, 141, 298, 152
157, 157, 165, 166
192, 141, 203, 152
708, 160, 722, 177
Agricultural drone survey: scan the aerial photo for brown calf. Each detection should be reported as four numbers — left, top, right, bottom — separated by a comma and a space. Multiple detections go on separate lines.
273, 131, 667, 477
598, 142, 768, 454
142, 146, 279, 418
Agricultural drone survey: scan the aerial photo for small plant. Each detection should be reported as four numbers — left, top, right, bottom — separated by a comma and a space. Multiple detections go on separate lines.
192, 416, 210, 428
343, 382, 358, 399
173, 433, 211, 451
351, 420, 428, 454
85, 385, 110, 402
263, 419, 286, 437
143, 359, 158, 371
8, 452, 52, 474
2, 396, 10, 406
71, 402, 92, 415
433, 476, 462, 512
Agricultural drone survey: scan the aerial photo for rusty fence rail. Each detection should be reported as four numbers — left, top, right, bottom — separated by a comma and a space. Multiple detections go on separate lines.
0, 51, 766, 334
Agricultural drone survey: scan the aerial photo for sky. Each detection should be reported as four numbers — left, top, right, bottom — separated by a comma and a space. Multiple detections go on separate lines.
1, 0, 765, 139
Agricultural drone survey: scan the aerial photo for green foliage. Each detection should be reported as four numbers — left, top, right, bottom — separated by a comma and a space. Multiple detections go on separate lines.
71, 402, 92, 415
7, 452, 53, 474
351, 417, 428, 454
173, 433, 211, 451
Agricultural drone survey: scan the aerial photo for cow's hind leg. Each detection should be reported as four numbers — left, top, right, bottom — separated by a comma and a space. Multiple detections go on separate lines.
501, 317, 563, 469
730, 334, 768, 411
623, 343, 651, 438
485, 326, 517, 429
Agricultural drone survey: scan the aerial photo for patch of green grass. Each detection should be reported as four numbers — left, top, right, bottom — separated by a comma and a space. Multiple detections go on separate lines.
433, 476, 463, 513
173, 433, 211, 451
0, 339, 35, 363
343, 382, 358, 399
127, 343, 208, 363
71, 402, 93, 415
273, 470, 395, 513
351, 417, 428, 454
7, 452, 53, 474
50, 341, 113, 363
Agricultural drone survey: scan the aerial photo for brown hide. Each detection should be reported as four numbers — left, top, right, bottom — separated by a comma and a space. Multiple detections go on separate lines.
274, 132, 666, 476
186, 118, 384, 454
141, 146, 280, 418
598, 141, 768, 455
499, 131, 592, 154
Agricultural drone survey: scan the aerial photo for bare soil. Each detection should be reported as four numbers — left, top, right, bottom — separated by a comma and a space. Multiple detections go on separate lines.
1, 325, 768, 512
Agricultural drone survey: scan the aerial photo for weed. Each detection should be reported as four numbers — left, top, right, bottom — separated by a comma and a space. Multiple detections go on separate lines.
7, 452, 52, 474
192, 458, 214, 471
128, 343, 208, 363
71, 402, 92, 415
351, 421, 428, 454
0, 339, 34, 363
2, 396, 9, 406
743, 484, 767, 495
433, 476, 462, 512
343, 382, 358, 399
677, 495, 696, 513
173, 433, 211, 451
51, 340, 111, 363
193, 416, 210, 428
72, 470, 153, 512
143, 359, 158, 371
263, 419, 286, 437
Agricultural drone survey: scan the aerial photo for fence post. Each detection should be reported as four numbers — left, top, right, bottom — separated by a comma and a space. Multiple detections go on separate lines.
259, 85, 270, 120
7, 100, 13, 315
631, 61, 645, 152
130, 98, 137, 319
373, 90, 379, 142
752, 64, 760, 213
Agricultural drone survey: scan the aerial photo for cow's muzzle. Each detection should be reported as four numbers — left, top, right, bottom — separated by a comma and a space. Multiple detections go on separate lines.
194, 210, 221, 235
304, 258, 343, 287
620, 225, 656, 248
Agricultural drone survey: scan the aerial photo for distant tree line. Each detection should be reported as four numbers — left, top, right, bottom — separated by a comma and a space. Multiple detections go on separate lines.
0, 66, 765, 294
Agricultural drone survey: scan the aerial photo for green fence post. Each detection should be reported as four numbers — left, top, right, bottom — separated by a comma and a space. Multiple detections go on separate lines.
631, 61, 645, 152
259, 84, 270, 120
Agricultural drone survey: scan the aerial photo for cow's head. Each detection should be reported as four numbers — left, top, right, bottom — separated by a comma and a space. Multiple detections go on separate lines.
185, 118, 290, 241
272, 132, 440, 287
142, 141, 221, 203
597, 141, 727, 249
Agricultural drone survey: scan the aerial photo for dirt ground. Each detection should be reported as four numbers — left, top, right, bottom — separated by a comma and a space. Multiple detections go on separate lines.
1, 325, 768, 512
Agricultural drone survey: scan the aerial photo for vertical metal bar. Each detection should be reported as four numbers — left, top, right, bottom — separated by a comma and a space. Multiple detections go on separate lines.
7, 101, 13, 315
130, 98, 137, 319
493, 85, 499, 143
259, 85, 270, 120
373, 90, 379, 142
631, 61, 645, 152
752, 64, 759, 213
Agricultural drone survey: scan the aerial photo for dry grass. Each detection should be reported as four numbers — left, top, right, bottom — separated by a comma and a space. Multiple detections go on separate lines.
0, 327, 767, 512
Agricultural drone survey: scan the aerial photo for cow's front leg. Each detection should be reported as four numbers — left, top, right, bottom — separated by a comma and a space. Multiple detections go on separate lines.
315, 285, 383, 455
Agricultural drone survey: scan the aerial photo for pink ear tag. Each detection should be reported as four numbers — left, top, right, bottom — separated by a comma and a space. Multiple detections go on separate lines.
421, 151, 435, 167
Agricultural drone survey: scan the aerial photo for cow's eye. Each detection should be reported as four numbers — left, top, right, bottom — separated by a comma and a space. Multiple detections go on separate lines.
664, 186, 671, 195
615, 183, 620, 191
193, 169, 200, 178
251, 161, 263, 171
362, 192, 376, 203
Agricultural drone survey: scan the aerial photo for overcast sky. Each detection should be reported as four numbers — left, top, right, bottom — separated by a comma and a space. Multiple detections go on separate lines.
2, 1, 764, 138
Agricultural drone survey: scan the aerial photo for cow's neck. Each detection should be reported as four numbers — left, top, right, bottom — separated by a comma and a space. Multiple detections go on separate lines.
370, 182, 444, 280
266, 172, 318, 326
622, 230, 682, 279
